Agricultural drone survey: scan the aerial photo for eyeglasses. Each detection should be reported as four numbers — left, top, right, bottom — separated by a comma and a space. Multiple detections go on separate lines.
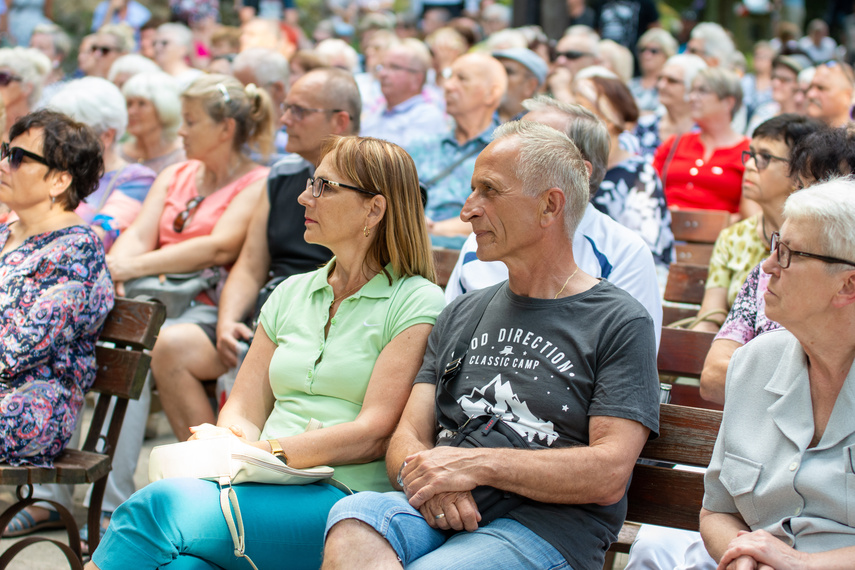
90, 45, 118, 56
771, 73, 795, 84
1, 142, 48, 170
555, 50, 592, 60
375, 63, 420, 74
280, 103, 345, 121
153, 40, 170, 48
0, 71, 22, 86
658, 74, 683, 86
307, 176, 379, 198
689, 84, 715, 96
770, 231, 855, 269
741, 149, 789, 170
173, 196, 204, 233
639, 46, 662, 55
821, 59, 855, 87
686, 46, 704, 56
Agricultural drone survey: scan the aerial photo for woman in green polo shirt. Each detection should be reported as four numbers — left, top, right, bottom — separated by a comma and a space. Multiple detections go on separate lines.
88, 136, 447, 570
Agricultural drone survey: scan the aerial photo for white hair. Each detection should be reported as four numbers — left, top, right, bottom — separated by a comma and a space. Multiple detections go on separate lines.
158, 22, 194, 51
233, 48, 289, 88
107, 54, 161, 83
121, 71, 183, 141
690, 22, 735, 66
492, 120, 590, 239
664, 53, 708, 94
0, 47, 51, 107
637, 28, 678, 58
48, 77, 128, 141
484, 29, 528, 51
315, 39, 360, 73
783, 177, 855, 271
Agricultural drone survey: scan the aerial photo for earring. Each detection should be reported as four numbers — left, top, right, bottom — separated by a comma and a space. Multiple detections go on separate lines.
50, 195, 55, 206
363, 226, 370, 238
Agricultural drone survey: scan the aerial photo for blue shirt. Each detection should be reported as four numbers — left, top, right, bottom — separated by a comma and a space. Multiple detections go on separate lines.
360, 94, 448, 153
409, 119, 498, 222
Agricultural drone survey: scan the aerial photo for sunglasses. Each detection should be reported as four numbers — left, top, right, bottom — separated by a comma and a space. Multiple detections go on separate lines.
770, 231, 855, 269
90, 45, 118, 56
173, 196, 204, 233
639, 46, 662, 55
1, 142, 48, 170
0, 71, 22, 86
555, 50, 592, 60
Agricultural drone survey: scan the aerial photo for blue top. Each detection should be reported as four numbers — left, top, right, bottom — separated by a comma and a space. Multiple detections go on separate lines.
360, 94, 449, 153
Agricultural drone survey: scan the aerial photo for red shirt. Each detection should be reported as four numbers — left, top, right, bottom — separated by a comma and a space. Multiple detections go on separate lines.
653, 133, 749, 213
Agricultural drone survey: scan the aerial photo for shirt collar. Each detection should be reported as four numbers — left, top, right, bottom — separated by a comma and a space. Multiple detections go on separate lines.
308, 258, 399, 300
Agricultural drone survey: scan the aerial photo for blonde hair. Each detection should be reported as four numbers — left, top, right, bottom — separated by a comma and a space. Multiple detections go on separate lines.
182, 73, 275, 158
320, 136, 436, 283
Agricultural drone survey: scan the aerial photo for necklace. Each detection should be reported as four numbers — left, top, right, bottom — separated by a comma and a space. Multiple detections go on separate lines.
554, 267, 580, 299
761, 214, 771, 246
333, 281, 364, 304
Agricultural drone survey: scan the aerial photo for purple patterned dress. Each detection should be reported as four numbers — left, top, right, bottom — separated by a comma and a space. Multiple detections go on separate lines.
0, 224, 114, 467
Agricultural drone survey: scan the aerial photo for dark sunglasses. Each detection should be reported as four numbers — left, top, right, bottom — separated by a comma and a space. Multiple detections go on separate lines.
555, 50, 592, 60
1, 142, 48, 170
639, 46, 662, 55
0, 71, 22, 86
90, 45, 118, 56
770, 231, 855, 269
173, 196, 204, 233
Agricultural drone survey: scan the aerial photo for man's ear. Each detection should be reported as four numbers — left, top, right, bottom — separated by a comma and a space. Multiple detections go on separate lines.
539, 187, 566, 228
271, 80, 287, 109
331, 109, 352, 135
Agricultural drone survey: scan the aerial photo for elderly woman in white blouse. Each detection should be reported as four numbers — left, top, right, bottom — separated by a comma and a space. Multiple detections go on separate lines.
700, 178, 855, 568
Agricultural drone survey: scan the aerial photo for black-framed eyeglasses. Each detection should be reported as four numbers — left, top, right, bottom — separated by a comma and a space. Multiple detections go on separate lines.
555, 50, 592, 60
280, 103, 345, 121
307, 176, 379, 198
770, 231, 855, 269
741, 149, 789, 170
0, 71, 22, 86
173, 196, 204, 233
90, 45, 118, 56
1, 142, 48, 170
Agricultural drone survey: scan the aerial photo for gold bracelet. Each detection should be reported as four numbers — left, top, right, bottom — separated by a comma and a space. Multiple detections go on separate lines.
267, 438, 288, 464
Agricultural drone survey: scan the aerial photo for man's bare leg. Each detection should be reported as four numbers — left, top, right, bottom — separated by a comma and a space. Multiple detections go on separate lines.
322, 519, 403, 570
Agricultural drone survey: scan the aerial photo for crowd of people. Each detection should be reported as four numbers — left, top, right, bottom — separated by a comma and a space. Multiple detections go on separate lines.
1, 0, 854, 568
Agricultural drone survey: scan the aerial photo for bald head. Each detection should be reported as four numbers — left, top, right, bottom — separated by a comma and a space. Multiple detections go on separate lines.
444, 53, 507, 121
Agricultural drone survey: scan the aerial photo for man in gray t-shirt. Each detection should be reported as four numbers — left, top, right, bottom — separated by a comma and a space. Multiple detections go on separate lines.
324, 118, 659, 570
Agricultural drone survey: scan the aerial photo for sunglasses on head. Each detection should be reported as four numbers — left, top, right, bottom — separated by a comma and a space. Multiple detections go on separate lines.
90, 45, 117, 56
1, 142, 48, 170
0, 71, 22, 87
556, 50, 592, 60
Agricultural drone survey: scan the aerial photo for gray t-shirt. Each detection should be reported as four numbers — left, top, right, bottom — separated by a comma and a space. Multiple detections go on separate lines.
415, 280, 659, 570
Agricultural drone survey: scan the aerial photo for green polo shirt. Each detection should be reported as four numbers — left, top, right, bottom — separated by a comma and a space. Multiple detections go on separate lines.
258, 260, 445, 492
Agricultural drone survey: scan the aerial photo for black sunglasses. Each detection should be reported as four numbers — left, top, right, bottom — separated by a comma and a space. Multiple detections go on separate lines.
173, 196, 204, 233
1, 142, 48, 170
555, 50, 592, 60
90, 45, 118, 56
770, 231, 855, 269
0, 71, 22, 86
639, 46, 662, 55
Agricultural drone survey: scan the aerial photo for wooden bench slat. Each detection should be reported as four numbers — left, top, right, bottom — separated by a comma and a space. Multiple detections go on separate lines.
98, 297, 166, 350
641, 404, 721, 466
675, 243, 714, 266
663, 263, 708, 306
670, 210, 730, 244
93, 347, 151, 400
54, 450, 112, 485
657, 328, 716, 378
433, 247, 460, 290
625, 465, 706, 531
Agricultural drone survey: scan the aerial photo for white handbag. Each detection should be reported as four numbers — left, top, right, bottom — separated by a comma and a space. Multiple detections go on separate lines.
149, 427, 337, 569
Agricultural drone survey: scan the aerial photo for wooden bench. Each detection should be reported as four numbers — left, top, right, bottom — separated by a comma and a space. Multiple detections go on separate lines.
657, 327, 720, 411
662, 263, 709, 325
671, 209, 730, 266
0, 298, 166, 569
603, 403, 722, 568
433, 247, 460, 290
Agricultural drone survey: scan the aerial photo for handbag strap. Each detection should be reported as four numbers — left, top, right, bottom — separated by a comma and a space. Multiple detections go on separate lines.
436, 283, 504, 431
421, 143, 485, 190
660, 133, 682, 189
218, 476, 260, 570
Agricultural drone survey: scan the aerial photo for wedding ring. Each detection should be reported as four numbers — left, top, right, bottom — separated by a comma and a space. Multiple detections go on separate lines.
434, 513, 446, 520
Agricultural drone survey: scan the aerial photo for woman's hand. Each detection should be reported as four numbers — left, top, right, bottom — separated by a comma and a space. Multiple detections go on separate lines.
187, 423, 246, 441
719, 530, 806, 570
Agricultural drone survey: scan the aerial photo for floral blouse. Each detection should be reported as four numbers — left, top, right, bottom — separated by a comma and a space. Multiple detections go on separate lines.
0, 224, 114, 467
716, 262, 781, 345
593, 154, 674, 267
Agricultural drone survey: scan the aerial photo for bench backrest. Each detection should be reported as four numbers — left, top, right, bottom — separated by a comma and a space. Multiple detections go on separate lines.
625, 403, 722, 531
663, 263, 709, 306
671, 209, 730, 244
433, 247, 461, 290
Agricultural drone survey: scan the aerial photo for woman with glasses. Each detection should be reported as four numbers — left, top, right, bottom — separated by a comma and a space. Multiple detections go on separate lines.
86, 136, 445, 570
94, 74, 272, 542
629, 28, 678, 113
653, 67, 750, 215
0, 109, 113, 490
690, 114, 825, 334
633, 53, 706, 159
699, 179, 855, 568
0, 47, 51, 142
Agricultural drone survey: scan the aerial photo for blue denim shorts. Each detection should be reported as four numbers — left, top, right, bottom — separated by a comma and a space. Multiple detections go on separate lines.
325, 491, 570, 570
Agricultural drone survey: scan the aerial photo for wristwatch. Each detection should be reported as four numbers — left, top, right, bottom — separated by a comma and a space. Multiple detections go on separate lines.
267, 439, 288, 464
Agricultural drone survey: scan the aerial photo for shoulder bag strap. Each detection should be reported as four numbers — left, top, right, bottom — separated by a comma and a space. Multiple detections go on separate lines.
660, 133, 682, 190
421, 142, 485, 189
436, 282, 504, 431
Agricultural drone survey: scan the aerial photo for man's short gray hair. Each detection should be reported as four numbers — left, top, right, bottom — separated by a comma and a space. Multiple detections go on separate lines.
522, 95, 609, 198
315, 39, 360, 73
0, 47, 51, 107
233, 48, 289, 88
48, 77, 128, 141
783, 177, 855, 272
31, 22, 72, 59
492, 120, 590, 239
690, 22, 734, 66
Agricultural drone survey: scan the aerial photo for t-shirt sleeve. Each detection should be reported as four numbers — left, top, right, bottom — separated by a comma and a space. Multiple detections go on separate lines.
589, 313, 660, 435
258, 275, 297, 340
383, 277, 446, 343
